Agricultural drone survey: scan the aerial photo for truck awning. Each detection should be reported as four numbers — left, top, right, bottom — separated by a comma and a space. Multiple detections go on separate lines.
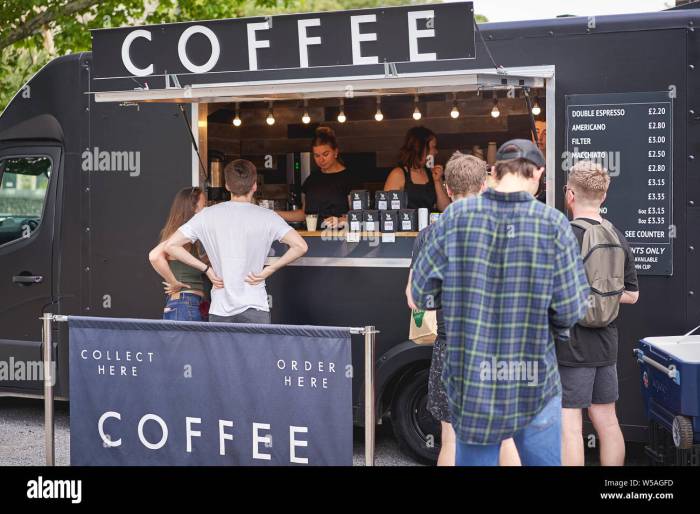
91, 66, 552, 104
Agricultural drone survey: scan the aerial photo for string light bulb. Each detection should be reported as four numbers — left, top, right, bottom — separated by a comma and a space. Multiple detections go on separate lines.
531, 97, 541, 116
232, 102, 242, 126
337, 98, 346, 123
450, 94, 459, 119
412, 95, 422, 120
374, 97, 383, 121
301, 100, 311, 124
491, 97, 500, 118
266, 102, 275, 125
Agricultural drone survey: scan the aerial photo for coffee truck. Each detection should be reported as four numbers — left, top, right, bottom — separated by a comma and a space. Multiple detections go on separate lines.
0, 2, 698, 463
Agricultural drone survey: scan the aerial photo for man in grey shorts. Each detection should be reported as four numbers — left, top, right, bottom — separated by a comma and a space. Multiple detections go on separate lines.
559, 161, 640, 466
165, 159, 308, 324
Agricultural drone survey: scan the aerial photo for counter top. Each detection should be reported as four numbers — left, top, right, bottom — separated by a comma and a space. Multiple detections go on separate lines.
269, 229, 417, 268
295, 229, 419, 238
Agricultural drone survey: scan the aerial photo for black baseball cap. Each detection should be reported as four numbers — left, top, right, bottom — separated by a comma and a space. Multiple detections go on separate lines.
495, 139, 545, 168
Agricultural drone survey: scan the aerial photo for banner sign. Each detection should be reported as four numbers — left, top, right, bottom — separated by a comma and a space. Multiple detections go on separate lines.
69, 316, 353, 466
91, 2, 475, 91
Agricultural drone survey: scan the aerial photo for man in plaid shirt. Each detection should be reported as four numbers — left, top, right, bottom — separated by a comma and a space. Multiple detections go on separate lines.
411, 140, 589, 466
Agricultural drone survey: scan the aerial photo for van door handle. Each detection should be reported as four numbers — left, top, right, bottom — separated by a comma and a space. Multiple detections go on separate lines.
13, 274, 44, 284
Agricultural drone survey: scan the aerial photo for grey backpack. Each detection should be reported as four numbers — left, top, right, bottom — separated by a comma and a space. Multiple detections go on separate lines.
571, 219, 626, 328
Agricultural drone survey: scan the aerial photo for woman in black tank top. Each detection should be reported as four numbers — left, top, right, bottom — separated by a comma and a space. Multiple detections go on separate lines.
383, 127, 451, 212
149, 187, 209, 321
402, 165, 437, 210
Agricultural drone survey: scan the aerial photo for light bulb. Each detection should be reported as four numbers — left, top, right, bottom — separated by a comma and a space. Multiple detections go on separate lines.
374, 109, 384, 122
265, 102, 275, 125
233, 114, 242, 127
531, 100, 541, 116
450, 105, 460, 119
302, 111, 311, 124
337, 110, 346, 123
412, 95, 422, 120
491, 100, 500, 118
412, 105, 422, 120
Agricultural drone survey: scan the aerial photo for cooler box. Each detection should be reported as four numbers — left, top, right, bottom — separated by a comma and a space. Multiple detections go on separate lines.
634, 335, 700, 449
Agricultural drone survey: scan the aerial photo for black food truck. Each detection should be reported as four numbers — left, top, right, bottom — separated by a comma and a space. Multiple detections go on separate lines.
0, 2, 698, 463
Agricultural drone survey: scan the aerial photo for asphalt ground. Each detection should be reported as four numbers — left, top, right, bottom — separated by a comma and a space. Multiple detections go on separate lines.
0, 397, 647, 466
0, 398, 419, 466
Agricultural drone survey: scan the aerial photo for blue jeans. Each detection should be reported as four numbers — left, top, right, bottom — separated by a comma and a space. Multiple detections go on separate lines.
163, 293, 204, 322
455, 395, 562, 466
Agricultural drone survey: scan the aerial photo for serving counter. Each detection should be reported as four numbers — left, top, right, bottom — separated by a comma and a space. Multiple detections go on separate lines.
268, 230, 418, 268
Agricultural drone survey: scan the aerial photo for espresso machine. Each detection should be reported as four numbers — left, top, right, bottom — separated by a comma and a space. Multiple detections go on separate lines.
285, 152, 311, 226
207, 153, 230, 203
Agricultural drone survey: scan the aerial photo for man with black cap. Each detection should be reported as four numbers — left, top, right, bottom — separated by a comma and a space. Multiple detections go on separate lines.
411, 139, 590, 466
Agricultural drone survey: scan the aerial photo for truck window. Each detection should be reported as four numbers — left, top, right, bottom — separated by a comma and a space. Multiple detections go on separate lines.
0, 155, 52, 246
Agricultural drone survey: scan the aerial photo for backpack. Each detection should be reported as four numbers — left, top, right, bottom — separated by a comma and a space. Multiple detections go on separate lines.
570, 218, 626, 328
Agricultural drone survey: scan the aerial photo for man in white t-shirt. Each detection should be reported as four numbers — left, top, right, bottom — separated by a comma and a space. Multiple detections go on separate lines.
165, 159, 308, 323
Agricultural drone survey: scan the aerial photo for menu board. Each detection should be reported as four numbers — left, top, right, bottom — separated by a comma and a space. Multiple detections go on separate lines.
565, 91, 673, 276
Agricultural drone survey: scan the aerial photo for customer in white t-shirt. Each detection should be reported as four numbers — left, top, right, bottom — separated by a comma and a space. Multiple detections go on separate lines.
164, 159, 308, 323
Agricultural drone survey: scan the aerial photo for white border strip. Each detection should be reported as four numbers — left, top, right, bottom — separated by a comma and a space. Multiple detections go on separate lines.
191, 102, 200, 187
266, 257, 412, 268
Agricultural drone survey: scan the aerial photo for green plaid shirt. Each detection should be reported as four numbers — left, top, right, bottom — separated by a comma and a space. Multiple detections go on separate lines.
412, 189, 589, 444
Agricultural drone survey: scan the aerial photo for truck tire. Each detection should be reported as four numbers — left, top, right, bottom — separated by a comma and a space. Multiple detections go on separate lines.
390, 368, 440, 464
672, 415, 694, 449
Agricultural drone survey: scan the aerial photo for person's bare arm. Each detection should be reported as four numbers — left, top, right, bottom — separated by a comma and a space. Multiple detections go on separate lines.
245, 229, 308, 285
164, 230, 223, 288
406, 269, 418, 311
432, 164, 451, 211
149, 242, 185, 285
149, 241, 191, 293
620, 290, 639, 304
278, 208, 305, 222
277, 194, 306, 222
322, 215, 347, 229
383, 167, 406, 191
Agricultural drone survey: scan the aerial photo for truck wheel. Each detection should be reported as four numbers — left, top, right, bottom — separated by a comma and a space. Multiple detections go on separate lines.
672, 415, 694, 449
390, 368, 440, 464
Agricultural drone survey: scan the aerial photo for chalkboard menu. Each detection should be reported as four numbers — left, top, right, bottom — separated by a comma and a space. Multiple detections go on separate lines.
565, 91, 673, 276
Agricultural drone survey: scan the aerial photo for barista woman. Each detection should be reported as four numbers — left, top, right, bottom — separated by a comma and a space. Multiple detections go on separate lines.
383, 126, 451, 212
278, 126, 352, 229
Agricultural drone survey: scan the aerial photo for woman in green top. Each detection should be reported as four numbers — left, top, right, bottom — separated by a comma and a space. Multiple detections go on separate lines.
149, 187, 208, 321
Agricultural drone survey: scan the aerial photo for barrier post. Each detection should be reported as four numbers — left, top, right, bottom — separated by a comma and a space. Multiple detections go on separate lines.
41, 313, 55, 466
363, 325, 376, 466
